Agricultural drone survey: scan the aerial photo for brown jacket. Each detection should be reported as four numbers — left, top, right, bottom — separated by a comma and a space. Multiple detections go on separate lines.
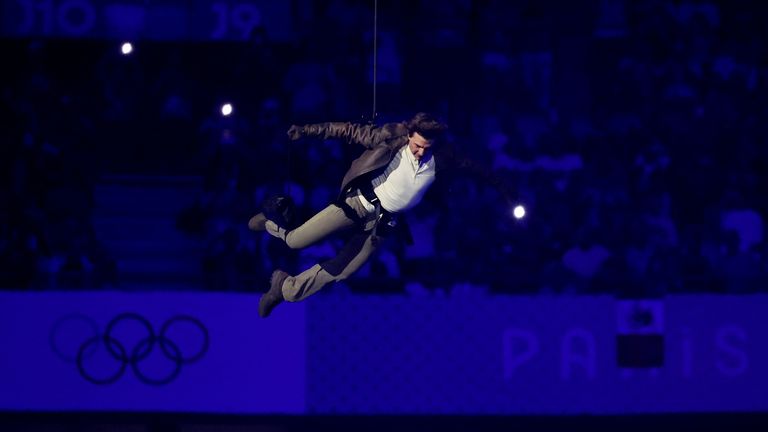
302, 121, 411, 199
302, 121, 487, 200
301, 121, 511, 243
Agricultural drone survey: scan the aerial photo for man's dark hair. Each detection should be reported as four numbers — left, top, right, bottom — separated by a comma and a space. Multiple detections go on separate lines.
406, 112, 447, 142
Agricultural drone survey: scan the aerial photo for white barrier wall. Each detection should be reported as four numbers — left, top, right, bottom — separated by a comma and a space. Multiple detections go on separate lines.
1, 292, 766, 414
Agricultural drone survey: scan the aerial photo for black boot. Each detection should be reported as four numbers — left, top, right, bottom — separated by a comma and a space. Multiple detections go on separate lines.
261, 195, 297, 231
258, 269, 290, 318
247, 213, 267, 231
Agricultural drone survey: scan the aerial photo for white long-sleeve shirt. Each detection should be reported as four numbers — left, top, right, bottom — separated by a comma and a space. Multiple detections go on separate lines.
358, 145, 436, 213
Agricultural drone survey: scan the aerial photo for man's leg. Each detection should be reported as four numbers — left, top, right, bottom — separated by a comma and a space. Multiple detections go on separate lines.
281, 230, 380, 302
257, 195, 376, 317
264, 203, 355, 249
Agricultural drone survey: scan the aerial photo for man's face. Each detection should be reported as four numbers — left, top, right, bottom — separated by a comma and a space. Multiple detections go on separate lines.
408, 132, 434, 161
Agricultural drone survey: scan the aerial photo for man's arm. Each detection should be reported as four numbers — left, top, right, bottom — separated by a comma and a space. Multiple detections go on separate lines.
287, 122, 387, 149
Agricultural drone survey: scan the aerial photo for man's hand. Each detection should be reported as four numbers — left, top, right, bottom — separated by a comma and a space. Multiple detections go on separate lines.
286, 125, 305, 141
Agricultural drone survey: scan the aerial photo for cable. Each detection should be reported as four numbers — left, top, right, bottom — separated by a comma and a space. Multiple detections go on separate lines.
371, 0, 378, 122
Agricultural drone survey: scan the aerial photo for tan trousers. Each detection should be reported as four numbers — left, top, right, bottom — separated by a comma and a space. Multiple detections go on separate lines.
265, 194, 379, 302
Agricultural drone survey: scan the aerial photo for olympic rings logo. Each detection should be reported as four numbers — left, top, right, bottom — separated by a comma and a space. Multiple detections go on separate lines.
50, 312, 209, 386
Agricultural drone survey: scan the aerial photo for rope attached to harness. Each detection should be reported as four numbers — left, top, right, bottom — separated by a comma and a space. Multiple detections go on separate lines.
371, 0, 379, 123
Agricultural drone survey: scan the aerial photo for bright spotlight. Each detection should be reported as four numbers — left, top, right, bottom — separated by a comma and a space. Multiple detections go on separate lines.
121, 42, 133, 55
221, 103, 233, 116
513, 205, 526, 219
